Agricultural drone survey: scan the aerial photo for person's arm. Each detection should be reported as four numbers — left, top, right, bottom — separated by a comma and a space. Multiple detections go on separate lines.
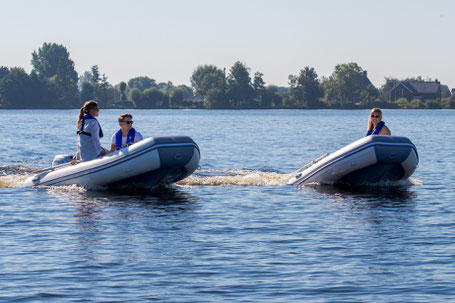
72, 140, 81, 164
379, 125, 391, 135
89, 120, 106, 156
109, 133, 116, 152
134, 131, 144, 143
73, 129, 81, 163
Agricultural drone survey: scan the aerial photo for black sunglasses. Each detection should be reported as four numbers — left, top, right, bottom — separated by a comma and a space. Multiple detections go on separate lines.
371, 114, 380, 118
121, 120, 133, 124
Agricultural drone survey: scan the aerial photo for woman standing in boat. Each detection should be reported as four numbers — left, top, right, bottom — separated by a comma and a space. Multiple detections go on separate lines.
366, 108, 391, 136
109, 113, 143, 152
74, 100, 108, 162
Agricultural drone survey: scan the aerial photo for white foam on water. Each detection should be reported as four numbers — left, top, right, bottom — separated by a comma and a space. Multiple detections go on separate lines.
408, 177, 423, 186
0, 165, 35, 188
0, 174, 30, 188
178, 169, 292, 187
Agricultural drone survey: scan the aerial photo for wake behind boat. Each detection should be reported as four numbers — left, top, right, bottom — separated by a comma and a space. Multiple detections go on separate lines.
289, 135, 419, 186
23, 136, 200, 188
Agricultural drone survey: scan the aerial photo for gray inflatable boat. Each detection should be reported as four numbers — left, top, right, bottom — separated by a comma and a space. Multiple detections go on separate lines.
24, 136, 200, 188
289, 136, 419, 186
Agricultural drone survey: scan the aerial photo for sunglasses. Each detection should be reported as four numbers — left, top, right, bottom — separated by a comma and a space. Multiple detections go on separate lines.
371, 114, 380, 118
121, 120, 133, 124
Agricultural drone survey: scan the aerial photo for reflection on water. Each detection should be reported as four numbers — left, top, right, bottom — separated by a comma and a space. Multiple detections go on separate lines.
305, 182, 417, 208
47, 185, 201, 262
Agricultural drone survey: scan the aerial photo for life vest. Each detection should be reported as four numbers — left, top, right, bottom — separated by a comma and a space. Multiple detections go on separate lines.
366, 121, 385, 136
115, 128, 136, 150
77, 115, 104, 138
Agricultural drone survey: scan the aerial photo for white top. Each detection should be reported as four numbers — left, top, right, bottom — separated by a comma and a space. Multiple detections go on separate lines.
110, 130, 143, 149
75, 119, 105, 161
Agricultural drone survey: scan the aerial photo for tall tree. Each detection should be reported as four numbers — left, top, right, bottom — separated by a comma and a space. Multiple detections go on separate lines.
323, 62, 367, 104
142, 88, 165, 108
127, 76, 157, 92
190, 65, 226, 101
288, 66, 323, 108
0, 68, 36, 108
31, 43, 77, 80
31, 43, 78, 107
130, 88, 143, 107
91, 65, 100, 86
259, 85, 283, 108
0, 66, 8, 81
119, 81, 127, 101
204, 88, 227, 109
80, 82, 95, 102
169, 87, 184, 107
227, 61, 255, 108
253, 72, 266, 106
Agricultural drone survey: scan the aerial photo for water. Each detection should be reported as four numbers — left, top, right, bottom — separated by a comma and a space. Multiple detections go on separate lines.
1, 109, 454, 302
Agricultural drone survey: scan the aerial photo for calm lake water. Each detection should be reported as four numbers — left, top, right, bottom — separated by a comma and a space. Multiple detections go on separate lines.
1, 109, 454, 302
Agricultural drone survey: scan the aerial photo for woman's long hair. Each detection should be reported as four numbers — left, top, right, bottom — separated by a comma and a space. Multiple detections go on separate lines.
367, 108, 382, 131
76, 100, 98, 126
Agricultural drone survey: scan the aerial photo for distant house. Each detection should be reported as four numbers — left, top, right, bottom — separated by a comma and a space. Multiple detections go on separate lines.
390, 81, 442, 102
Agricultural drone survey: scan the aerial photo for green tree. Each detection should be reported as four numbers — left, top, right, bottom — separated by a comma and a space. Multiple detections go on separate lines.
127, 76, 157, 92
425, 100, 441, 109
119, 81, 127, 101
190, 65, 226, 101
169, 87, 184, 107
395, 97, 409, 109
226, 61, 255, 108
48, 57, 79, 107
80, 82, 95, 102
176, 85, 194, 104
96, 74, 115, 107
252, 72, 266, 106
359, 84, 380, 105
379, 77, 400, 102
130, 88, 143, 107
91, 65, 100, 86
142, 88, 165, 108
158, 81, 174, 95
410, 99, 424, 109
323, 62, 368, 104
288, 66, 323, 108
31, 43, 78, 107
204, 88, 227, 109
259, 85, 283, 108
31, 43, 77, 80
82, 66, 114, 107
0, 67, 36, 108
0, 66, 8, 81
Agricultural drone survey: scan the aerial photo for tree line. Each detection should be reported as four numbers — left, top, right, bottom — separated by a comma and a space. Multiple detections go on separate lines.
1, 42, 454, 109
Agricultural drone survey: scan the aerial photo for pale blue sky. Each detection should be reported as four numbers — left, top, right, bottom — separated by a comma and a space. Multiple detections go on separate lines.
2, 0, 454, 89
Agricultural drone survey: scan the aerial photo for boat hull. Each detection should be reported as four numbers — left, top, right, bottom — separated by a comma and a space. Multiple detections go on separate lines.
289, 136, 418, 186
23, 136, 200, 188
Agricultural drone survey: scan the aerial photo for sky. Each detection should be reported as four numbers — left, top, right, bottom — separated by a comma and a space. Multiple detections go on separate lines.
2, 0, 455, 89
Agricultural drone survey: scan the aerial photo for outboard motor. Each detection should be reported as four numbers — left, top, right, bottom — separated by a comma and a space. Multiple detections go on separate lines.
52, 155, 73, 167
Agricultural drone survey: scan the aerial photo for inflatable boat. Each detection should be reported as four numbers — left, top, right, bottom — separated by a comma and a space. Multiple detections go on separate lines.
289, 136, 418, 186
23, 136, 200, 188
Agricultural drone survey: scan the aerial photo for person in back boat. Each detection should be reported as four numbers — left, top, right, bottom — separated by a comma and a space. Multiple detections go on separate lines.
74, 100, 108, 162
109, 113, 144, 152
366, 108, 391, 136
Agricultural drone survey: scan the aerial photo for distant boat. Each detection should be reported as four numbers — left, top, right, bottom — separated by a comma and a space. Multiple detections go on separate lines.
289, 136, 418, 186
23, 136, 200, 189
